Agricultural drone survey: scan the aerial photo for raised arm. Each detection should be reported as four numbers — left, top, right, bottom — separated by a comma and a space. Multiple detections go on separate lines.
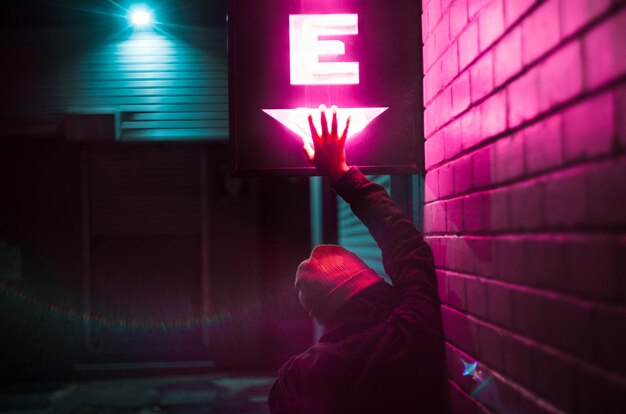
304, 106, 440, 333
333, 168, 435, 287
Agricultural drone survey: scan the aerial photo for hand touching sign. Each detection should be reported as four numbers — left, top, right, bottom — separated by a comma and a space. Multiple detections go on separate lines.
303, 105, 351, 183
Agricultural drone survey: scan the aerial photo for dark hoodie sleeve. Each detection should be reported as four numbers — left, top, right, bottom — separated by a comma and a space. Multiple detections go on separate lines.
333, 167, 441, 334
269, 354, 332, 414
269, 357, 303, 413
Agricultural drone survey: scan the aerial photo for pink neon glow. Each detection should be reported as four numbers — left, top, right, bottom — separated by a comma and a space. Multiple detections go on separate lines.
289, 14, 359, 85
262, 107, 388, 145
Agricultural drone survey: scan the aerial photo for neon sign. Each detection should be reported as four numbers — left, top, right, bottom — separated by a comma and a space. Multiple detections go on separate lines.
229, 0, 423, 175
289, 14, 359, 85
265, 13, 387, 143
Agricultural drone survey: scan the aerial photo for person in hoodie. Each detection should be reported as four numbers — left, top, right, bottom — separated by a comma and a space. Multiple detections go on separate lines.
268, 105, 446, 414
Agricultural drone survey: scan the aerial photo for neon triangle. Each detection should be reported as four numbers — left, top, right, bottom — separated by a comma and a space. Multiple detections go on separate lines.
262, 107, 388, 145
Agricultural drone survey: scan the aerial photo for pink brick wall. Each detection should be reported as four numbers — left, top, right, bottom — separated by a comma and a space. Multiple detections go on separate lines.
422, 0, 626, 412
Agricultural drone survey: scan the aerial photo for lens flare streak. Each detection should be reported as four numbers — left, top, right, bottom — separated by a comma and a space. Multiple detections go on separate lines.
0, 281, 281, 332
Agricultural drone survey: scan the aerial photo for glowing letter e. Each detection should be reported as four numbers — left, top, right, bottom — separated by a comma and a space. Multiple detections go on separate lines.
289, 14, 359, 85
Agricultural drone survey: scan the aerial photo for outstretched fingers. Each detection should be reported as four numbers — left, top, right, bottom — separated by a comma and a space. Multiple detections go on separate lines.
340, 116, 351, 143
319, 104, 329, 140
331, 105, 338, 140
308, 114, 321, 145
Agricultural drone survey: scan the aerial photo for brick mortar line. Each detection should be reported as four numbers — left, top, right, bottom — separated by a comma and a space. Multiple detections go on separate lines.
442, 305, 626, 387
422, 227, 626, 237
422, 0, 469, 45
422, 147, 626, 204
422, 0, 546, 96
424, 17, 626, 140
436, 267, 622, 309
422, 0, 512, 75
424, 232, 626, 239
421, 220, 626, 233
421, 223, 626, 236
425, 141, 626, 185
421, 0, 458, 48
422, 219, 626, 235
447, 378, 494, 413
423, 1, 625, 111
424, 74, 626, 173
425, 78, 626, 168
445, 340, 568, 414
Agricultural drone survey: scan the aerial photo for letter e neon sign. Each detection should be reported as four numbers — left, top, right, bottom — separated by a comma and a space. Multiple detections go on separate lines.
289, 14, 359, 85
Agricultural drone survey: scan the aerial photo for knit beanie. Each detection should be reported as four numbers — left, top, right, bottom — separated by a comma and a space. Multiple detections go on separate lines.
295, 244, 382, 323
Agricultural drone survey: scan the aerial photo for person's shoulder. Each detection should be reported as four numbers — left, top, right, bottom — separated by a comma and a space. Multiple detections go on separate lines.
278, 344, 325, 377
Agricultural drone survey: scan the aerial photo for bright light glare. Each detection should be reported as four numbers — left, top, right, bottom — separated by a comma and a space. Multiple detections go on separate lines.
462, 360, 478, 377
262, 106, 388, 145
132, 11, 150, 25
130, 7, 153, 27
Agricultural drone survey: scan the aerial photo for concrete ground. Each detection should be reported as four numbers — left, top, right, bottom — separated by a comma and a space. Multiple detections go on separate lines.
0, 374, 275, 414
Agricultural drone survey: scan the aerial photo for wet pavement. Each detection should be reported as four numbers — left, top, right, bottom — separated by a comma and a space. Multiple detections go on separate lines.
0, 374, 275, 414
